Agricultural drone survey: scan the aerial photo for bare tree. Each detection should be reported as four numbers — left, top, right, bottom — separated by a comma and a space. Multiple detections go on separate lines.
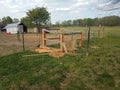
96, 0, 120, 11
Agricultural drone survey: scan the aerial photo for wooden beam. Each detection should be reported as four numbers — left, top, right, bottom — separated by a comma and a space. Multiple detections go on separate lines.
60, 30, 64, 52
80, 33, 82, 47
42, 29, 46, 48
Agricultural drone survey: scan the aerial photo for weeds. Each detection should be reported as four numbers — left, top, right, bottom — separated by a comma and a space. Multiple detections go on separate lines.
0, 28, 120, 90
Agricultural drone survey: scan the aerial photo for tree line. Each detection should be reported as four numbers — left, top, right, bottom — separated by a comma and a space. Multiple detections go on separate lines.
0, 16, 19, 24
54, 16, 120, 27
0, 7, 120, 28
0, 7, 50, 31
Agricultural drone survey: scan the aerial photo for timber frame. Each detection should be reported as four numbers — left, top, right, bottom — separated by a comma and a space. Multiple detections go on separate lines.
35, 29, 82, 53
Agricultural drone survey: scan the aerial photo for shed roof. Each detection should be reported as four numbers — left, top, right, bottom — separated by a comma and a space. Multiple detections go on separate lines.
4, 22, 21, 29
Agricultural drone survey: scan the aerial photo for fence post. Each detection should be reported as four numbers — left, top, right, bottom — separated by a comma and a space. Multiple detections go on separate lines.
86, 27, 90, 56
42, 29, 46, 48
60, 30, 64, 52
80, 33, 82, 47
22, 32, 25, 51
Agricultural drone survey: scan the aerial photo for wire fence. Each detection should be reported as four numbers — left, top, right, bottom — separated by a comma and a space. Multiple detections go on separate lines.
0, 27, 107, 56
0, 33, 40, 56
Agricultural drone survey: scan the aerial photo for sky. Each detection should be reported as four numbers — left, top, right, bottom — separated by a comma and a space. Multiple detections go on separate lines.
0, 0, 119, 23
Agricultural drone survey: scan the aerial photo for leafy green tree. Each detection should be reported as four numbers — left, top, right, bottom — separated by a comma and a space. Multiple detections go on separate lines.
66, 20, 72, 26
54, 15, 120, 27
61, 21, 67, 27
1, 16, 13, 24
73, 20, 79, 26
99, 16, 120, 26
55, 21, 61, 27
13, 18, 19, 23
26, 7, 50, 32
0, 19, 2, 24
21, 16, 34, 28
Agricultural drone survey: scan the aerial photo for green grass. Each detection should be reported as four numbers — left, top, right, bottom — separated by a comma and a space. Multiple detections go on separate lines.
0, 27, 120, 90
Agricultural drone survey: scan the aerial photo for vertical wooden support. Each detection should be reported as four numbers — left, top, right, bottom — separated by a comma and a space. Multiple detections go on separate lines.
80, 33, 82, 47
42, 29, 46, 48
44, 30, 46, 47
60, 30, 64, 52
22, 32, 25, 51
86, 27, 90, 56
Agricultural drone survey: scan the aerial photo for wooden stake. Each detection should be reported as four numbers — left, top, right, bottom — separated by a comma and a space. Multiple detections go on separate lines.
62, 43, 68, 53
22, 32, 25, 51
60, 30, 64, 52
86, 27, 90, 56
42, 29, 46, 48
80, 33, 82, 47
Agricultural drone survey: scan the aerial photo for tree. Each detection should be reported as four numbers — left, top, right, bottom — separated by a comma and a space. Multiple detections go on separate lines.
55, 21, 61, 27
66, 20, 72, 26
26, 7, 50, 32
54, 15, 120, 27
0, 19, 2, 24
73, 20, 79, 26
99, 16, 120, 26
1, 16, 13, 24
21, 16, 34, 28
13, 18, 19, 23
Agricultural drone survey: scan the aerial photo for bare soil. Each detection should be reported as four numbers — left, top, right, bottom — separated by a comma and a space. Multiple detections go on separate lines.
0, 33, 81, 56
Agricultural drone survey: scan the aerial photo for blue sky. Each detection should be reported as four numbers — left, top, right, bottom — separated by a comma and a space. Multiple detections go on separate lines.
0, 0, 119, 23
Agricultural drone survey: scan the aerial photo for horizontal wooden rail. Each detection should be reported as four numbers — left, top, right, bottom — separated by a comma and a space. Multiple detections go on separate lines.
47, 28, 60, 30
44, 38, 60, 42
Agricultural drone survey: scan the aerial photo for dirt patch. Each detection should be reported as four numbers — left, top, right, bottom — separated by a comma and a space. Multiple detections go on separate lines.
49, 52, 65, 58
0, 32, 81, 56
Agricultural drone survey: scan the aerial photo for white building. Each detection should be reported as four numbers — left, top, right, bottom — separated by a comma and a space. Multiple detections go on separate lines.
4, 22, 27, 34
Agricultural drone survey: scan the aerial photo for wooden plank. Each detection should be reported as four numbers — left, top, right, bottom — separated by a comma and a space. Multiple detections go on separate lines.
60, 30, 64, 52
45, 38, 60, 39
64, 32, 82, 35
42, 29, 46, 48
44, 38, 60, 43
62, 43, 68, 53
35, 48, 61, 53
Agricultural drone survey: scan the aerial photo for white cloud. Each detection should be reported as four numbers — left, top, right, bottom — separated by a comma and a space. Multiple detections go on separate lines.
1, 0, 117, 23
50, 0, 89, 13
75, 2, 89, 7
55, 8, 71, 11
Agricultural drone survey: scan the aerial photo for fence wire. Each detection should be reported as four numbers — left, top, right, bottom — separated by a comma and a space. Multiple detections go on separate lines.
0, 27, 106, 56
0, 33, 41, 56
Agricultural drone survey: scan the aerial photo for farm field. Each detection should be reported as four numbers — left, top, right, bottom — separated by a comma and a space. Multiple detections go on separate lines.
0, 33, 40, 56
0, 32, 81, 56
0, 26, 119, 56
0, 26, 120, 89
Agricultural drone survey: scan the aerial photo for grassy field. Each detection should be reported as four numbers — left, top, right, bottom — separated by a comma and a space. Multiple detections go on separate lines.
0, 26, 120, 90
0, 33, 40, 56
0, 26, 119, 56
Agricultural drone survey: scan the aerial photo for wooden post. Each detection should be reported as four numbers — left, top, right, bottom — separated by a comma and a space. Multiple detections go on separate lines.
22, 32, 25, 51
80, 33, 82, 47
86, 27, 90, 56
60, 30, 64, 52
102, 26, 105, 38
42, 29, 46, 48
85, 29, 88, 39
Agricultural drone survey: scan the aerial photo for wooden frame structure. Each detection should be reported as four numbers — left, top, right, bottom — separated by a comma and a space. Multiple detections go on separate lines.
35, 29, 82, 53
